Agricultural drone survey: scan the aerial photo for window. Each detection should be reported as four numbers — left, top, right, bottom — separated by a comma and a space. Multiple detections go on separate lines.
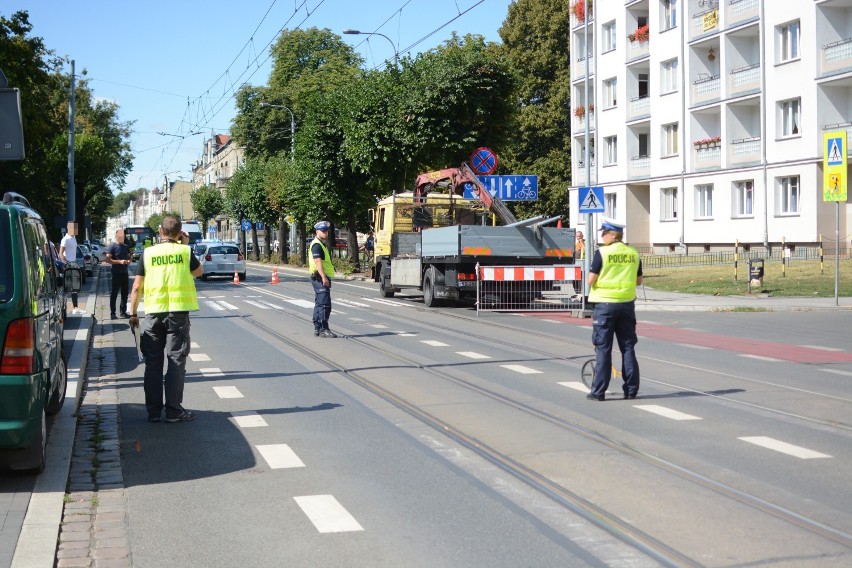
604, 136, 618, 165
780, 98, 800, 137
605, 193, 617, 219
604, 78, 617, 108
779, 20, 800, 62
662, 0, 677, 31
777, 176, 800, 215
638, 73, 649, 98
661, 59, 678, 94
603, 21, 617, 52
661, 187, 678, 220
695, 184, 713, 218
733, 180, 753, 217
578, 140, 595, 166
638, 133, 649, 157
662, 123, 678, 156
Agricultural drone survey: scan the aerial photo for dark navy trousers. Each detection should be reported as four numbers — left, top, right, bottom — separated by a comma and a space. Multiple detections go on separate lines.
311, 277, 332, 332
590, 301, 640, 398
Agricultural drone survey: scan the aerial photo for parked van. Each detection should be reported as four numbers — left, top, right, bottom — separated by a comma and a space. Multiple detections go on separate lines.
0, 192, 82, 472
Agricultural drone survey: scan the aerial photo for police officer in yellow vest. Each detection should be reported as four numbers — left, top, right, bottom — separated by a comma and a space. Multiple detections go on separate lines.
586, 219, 643, 401
310, 220, 336, 338
128, 216, 203, 422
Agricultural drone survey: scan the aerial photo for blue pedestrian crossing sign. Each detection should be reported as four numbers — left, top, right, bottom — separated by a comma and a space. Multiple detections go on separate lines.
827, 137, 843, 166
578, 186, 605, 213
467, 175, 538, 201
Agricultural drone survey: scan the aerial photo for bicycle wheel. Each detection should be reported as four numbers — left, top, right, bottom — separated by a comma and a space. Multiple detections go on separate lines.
580, 358, 595, 390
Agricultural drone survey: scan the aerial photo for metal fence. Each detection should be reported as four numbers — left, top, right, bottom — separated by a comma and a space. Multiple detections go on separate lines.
639, 246, 852, 269
476, 264, 585, 314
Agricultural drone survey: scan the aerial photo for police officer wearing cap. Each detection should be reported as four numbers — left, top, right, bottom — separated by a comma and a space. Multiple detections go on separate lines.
586, 219, 643, 401
310, 220, 336, 338
128, 216, 204, 422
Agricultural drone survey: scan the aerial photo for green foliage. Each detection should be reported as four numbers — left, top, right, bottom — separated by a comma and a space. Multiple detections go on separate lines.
109, 190, 137, 218
146, 211, 181, 232
190, 185, 224, 229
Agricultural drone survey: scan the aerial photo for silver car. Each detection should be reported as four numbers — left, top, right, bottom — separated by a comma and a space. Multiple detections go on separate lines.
198, 243, 245, 281
77, 244, 95, 275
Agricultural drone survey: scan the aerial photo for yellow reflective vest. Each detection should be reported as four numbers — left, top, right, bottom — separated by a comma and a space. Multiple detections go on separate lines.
142, 242, 199, 313
309, 238, 335, 278
588, 241, 640, 303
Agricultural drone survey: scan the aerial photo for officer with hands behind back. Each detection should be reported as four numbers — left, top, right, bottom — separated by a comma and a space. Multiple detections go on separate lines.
310, 220, 336, 338
586, 219, 642, 401
128, 216, 203, 423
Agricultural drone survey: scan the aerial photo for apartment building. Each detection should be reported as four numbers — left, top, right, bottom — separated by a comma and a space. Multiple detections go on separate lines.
191, 134, 246, 242
569, 0, 851, 254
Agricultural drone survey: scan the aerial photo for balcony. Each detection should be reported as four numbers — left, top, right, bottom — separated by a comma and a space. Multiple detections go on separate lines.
694, 144, 721, 169
729, 64, 761, 97
573, 168, 597, 186
821, 37, 852, 77
692, 74, 720, 106
691, 8, 720, 40
628, 155, 650, 179
574, 54, 594, 79
626, 39, 649, 62
726, 0, 759, 28
729, 137, 761, 166
572, 112, 596, 133
628, 95, 651, 121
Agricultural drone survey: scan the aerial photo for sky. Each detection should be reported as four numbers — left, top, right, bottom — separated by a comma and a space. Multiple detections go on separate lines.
13, 0, 515, 194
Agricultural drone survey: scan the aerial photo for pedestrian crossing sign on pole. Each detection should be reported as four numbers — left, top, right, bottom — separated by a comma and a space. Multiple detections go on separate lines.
823, 131, 847, 202
578, 186, 605, 213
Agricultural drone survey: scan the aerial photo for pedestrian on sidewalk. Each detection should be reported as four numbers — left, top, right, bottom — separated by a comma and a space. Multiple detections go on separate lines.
128, 216, 203, 423
310, 220, 336, 338
586, 219, 642, 401
59, 221, 83, 315
105, 228, 132, 319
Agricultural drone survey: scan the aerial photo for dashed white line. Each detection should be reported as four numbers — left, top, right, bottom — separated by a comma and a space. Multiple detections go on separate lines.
541, 319, 563, 324
230, 411, 268, 428
191, 342, 200, 349
261, 301, 285, 309
199, 368, 224, 377
213, 386, 243, 399
456, 351, 491, 360
395, 332, 417, 337
204, 301, 225, 311
500, 364, 542, 374
294, 495, 364, 533
244, 300, 271, 309
557, 381, 618, 394
370, 324, 388, 329
634, 405, 701, 421
286, 299, 316, 309
256, 444, 306, 469
738, 436, 831, 459
219, 301, 239, 310
421, 340, 449, 347
739, 354, 783, 362
802, 345, 843, 352
676, 343, 713, 350
820, 369, 852, 377
189, 353, 211, 362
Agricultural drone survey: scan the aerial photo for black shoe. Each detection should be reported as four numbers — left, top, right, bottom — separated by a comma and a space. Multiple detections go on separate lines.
319, 329, 337, 338
624, 393, 637, 400
110, 313, 116, 320
314, 329, 321, 336
165, 410, 196, 423
120, 312, 129, 318
147, 415, 162, 423
586, 394, 605, 401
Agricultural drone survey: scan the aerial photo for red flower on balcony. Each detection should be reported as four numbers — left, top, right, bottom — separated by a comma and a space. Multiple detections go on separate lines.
570, 0, 592, 22
628, 25, 649, 43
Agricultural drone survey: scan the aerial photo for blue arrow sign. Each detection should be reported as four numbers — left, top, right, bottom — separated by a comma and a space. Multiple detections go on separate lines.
464, 175, 538, 201
578, 186, 605, 213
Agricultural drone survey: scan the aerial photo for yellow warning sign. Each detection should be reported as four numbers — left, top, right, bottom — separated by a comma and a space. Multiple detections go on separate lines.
823, 131, 848, 202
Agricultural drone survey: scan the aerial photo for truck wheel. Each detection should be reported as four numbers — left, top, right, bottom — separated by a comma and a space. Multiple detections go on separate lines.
423, 266, 440, 308
46, 349, 67, 415
379, 264, 395, 298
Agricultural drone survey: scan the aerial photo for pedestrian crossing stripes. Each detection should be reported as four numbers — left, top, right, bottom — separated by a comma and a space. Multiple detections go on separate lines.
230, 411, 268, 428
213, 386, 243, 399
634, 405, 701, 421
256, 444, 306, 469
294, 495, 364, 533
738, 436, 831, 459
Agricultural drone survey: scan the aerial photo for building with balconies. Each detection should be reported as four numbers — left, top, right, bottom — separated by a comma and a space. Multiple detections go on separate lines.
569, 0, 851, 254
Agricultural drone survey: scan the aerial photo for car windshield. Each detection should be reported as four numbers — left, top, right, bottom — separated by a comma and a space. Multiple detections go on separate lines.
0, 214, 12, 302
194, 245, 208, 255
210, 246, 239, 256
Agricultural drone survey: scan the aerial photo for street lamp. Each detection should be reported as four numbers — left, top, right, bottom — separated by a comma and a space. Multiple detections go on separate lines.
258, 102, 295, 159
343, 29, 398, 67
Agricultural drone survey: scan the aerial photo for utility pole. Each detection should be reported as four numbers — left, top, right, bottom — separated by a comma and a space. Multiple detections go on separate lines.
67, 60, 76, 226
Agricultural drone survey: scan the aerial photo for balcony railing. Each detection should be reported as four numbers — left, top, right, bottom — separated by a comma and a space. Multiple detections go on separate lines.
691, 8, 719, 40
729, 137, 761, 165
628, 95, 651, 120
629, 155, 650, 178
821, 37, 852, 76
626, 39, 650, 61
692, 74, 720, 105
726, 0, 759, 27
694, 144, 721, 169
573, 169, 597, 186
729, 63, 760, 96
574, 54, 594, 79
572, 113, 596, 132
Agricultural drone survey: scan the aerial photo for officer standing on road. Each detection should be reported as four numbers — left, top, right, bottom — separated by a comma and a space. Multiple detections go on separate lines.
105, 229, 132, 319
586, 219, 642, 401
310, 220, 336, 338
128, 216, 203, 423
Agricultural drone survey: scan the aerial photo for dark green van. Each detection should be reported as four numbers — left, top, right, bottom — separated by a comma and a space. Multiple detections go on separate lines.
0, 192, 80, 472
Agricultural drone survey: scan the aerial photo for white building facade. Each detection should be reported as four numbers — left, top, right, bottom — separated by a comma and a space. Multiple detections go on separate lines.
569, 0, 851, 254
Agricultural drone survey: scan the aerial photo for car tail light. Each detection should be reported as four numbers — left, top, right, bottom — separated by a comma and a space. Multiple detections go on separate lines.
205, 253, 212, 261
1, 318, 35, 375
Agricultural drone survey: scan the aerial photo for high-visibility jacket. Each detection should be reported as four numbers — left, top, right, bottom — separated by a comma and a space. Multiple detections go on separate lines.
142, 242, 199, 313
588, 241, 640, 303
309, 238, 335, 278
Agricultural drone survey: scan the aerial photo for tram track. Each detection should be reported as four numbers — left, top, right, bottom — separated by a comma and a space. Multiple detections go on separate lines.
220, 285, 852, 565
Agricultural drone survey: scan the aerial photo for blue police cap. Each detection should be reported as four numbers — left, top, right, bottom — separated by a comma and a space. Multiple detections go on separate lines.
314, 220, 330, 231
599, 218, 625, 233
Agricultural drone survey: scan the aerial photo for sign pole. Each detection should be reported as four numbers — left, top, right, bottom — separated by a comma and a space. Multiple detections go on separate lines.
836, 202, 840, 306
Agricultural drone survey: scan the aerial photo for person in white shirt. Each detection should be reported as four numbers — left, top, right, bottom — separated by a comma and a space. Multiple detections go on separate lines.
59, 222, 83, 315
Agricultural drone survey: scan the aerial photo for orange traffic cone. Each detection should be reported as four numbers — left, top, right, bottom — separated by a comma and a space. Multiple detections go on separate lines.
233, 270, 240, 284
271, 267, 279, 285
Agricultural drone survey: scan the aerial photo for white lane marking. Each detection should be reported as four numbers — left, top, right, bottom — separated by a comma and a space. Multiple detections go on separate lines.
395, 332, 417, 337
501, 364, 542, 374
294, 495, 364, 533
199, 368, 224, 377
245, 300, 271, 309
330, 309, 348, 315
348, 317, 366, 322
557, 381, 618, 394
738, 437, 831, 459
286, 299, 315, 309
208, 296, 225, 299
339, 299, 371, 307
361, 297, 411, 307
457, 351, 491, 360
802, 345, 843, 352
541, 319, 562, 324
256, 444, 306, 469
421, 340, 449, 347
261, 301, 286, 309
820, 369, 852, 377
677, 343, 713, 350
191, 342, 200, 349
371, 324, 388, 329
204, 300, 225, 311
230, 411, 267, 428
219, 301, 240, 310
213, 386, 243, 399
634, 405, 701, 421
189, 353, 211, 362
739, 354, 783, 362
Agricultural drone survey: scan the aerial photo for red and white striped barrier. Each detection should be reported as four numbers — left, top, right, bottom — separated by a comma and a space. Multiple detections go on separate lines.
478, 265, 582, 282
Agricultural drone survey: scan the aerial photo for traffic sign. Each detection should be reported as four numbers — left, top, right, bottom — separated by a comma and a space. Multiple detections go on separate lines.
578, 186, 605, 213
241, 219, 252, 231
256, 222, 265, 230
470, 147, 498, 175
823, 131, 848, 202
466, 175, 538, 201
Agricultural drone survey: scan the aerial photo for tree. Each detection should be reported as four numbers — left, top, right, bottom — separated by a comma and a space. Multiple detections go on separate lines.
498, 0, 571, 221
146, 211, 181, 232
190, 185, 224, 232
